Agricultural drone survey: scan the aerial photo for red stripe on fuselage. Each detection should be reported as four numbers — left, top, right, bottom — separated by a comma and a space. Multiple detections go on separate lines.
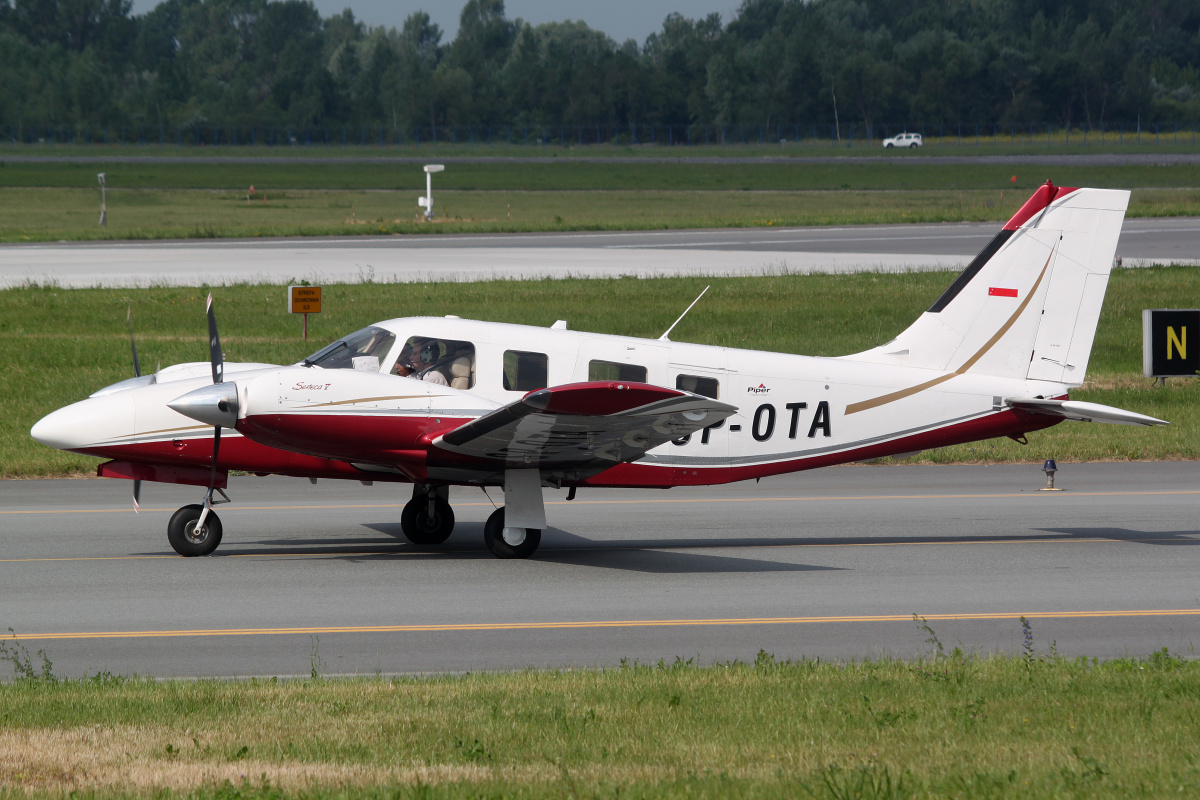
581, 408, 1061, 487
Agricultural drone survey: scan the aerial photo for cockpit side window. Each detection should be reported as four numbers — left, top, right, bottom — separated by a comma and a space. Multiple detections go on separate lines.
401, 336, 476, 389
304, 326, 395, 370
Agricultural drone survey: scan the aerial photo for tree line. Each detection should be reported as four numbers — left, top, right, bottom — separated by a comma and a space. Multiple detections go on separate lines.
2, 0, 1199, 136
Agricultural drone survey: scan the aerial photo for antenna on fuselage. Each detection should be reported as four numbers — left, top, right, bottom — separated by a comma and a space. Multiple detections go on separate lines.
658, 285, 710, 342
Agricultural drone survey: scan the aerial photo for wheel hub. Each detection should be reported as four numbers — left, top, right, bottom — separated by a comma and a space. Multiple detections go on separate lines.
184, 521, 208, 544
502, 526, 526, 546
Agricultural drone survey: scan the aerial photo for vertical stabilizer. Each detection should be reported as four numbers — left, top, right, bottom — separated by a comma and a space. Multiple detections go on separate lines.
845, 182, 1129, 386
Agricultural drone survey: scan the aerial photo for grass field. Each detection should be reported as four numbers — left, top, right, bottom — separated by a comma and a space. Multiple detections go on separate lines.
4, 267, 1196, 478
5, 187, 1200, 243
9, 158, 1200, 192
5, 157, 1200, 241
2, 634, 1199, 799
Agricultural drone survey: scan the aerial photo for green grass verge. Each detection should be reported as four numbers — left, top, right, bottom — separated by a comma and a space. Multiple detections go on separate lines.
4, 267, 1196, 478
3, 187, 1200, 244
5, 158, 1200, 242
0, 187, 1062, 242
1, 635, 1199, 798
7, 158, 1200, 192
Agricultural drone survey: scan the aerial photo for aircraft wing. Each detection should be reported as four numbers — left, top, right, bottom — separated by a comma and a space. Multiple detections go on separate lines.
431, 381, 736, 468
1005, 397, 1168, 426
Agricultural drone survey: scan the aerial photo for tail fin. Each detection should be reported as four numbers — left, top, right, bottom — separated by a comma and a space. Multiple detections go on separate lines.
846, 182, 1129, 385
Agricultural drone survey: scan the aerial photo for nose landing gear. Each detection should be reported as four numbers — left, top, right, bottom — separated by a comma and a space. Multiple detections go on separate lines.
167, 487, 229, 557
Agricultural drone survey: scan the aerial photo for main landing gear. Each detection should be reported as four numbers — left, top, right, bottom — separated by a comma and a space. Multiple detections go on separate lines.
163, 472, 551, 560
401, 485, 455, 545
400, 471, 548, 559
167, 487, 229, 557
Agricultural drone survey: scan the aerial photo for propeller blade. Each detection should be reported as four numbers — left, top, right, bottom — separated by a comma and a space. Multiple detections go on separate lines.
132, 479, 141, 514
127, 307, 141, 378
206, 293, 223, 385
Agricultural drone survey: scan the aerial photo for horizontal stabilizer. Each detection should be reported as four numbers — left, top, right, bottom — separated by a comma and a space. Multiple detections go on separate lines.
434, 381, 736, 468
1005, 398, 1168, 427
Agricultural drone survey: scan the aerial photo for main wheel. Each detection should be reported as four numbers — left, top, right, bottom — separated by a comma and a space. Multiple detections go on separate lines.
401, 496, 455, 545
909, 142, 918, 148
483, 507, 541, 559
167, 504, 223, 557
885, 142, 893, 148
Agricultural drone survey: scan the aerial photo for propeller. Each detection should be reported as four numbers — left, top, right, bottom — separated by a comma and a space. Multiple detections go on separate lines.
206, 293, 225, 493
128, 306, 141, 512
162, 294, 236, 533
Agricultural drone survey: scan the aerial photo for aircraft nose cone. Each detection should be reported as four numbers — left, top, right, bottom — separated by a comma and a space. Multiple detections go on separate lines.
31, 394, 134, 451
168, 383, 240, 428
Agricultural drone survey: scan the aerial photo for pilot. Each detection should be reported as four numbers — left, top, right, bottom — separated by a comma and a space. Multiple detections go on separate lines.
391, 344, 415, 376
409, 339, 448, 386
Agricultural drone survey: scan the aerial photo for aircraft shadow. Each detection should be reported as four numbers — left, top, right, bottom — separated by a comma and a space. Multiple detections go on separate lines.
137, 524, 1198, 565
1035, 527, 1200, 546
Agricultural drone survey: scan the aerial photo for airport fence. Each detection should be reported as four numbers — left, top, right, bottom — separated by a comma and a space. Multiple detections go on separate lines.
5, 121, 1200, 149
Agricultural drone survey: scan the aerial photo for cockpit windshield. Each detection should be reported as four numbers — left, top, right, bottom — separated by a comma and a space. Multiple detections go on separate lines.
303, 326, 396, 370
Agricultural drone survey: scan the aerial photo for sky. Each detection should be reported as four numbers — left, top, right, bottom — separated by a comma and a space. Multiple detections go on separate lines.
126, 0, 740, 45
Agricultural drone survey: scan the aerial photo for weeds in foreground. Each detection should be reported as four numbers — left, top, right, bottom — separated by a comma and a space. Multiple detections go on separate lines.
0, 628, 55, 682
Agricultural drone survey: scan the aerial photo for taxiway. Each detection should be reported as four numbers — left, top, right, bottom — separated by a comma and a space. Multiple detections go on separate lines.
2, 462, 1197, 678
2, 217, 1197, 288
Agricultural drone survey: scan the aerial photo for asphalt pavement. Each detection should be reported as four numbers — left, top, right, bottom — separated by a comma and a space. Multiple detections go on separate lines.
3, 218, 1197, 288
2, 462, 1197, 678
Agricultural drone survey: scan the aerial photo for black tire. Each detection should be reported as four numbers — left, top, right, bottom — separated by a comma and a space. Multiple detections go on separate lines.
167, 504, 223, 557
483, 507, 541, 559
885, 143, 893, 148
401, 496, 455, 545
909, 142, 918, 148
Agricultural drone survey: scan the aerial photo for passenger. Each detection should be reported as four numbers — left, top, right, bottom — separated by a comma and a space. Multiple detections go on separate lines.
410, 339, 448, 386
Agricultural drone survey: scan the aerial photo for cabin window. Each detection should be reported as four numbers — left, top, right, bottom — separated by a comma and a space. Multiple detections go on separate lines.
589, 360, 647, 382
395, 336, 475, 389
676, 374, 719, 399
304, 326, 395, 371
503, 350, 548, 391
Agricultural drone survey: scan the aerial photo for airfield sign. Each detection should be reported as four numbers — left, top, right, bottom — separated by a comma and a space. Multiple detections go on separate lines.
1142, 308, 1199, 378
288, 285, 322, 340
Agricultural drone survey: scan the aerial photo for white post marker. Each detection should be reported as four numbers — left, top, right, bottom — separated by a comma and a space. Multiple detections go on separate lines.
288, 285, 322, 341
97, 172, 107, 227
419, 164, 444, 220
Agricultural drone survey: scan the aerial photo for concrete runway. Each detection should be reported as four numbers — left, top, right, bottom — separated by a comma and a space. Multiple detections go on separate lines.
3, 218, 1198, 288
2, 462, 1198, 678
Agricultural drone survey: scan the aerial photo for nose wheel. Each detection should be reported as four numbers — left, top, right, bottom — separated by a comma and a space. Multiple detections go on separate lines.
167, 504, 223, 556
483, 507, 542, 559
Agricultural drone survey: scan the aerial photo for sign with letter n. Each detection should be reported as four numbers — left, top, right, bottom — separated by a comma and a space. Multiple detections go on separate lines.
1143, 309, 1200, 377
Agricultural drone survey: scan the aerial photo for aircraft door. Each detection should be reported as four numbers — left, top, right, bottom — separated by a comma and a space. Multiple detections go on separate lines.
573, 338, 671, 387
668, 349, 731, 459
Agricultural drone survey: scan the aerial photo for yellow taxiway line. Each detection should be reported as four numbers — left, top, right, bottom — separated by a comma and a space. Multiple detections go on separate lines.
3, 489, 1199, 516
10, 609, 1200, 642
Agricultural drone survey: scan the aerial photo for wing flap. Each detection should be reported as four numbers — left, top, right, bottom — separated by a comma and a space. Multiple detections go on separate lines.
1006, 397, 1168, 426
434, 381, 736, 468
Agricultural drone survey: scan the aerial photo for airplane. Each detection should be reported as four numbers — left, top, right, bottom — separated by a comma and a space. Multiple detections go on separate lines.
31, 181, 1168, 559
